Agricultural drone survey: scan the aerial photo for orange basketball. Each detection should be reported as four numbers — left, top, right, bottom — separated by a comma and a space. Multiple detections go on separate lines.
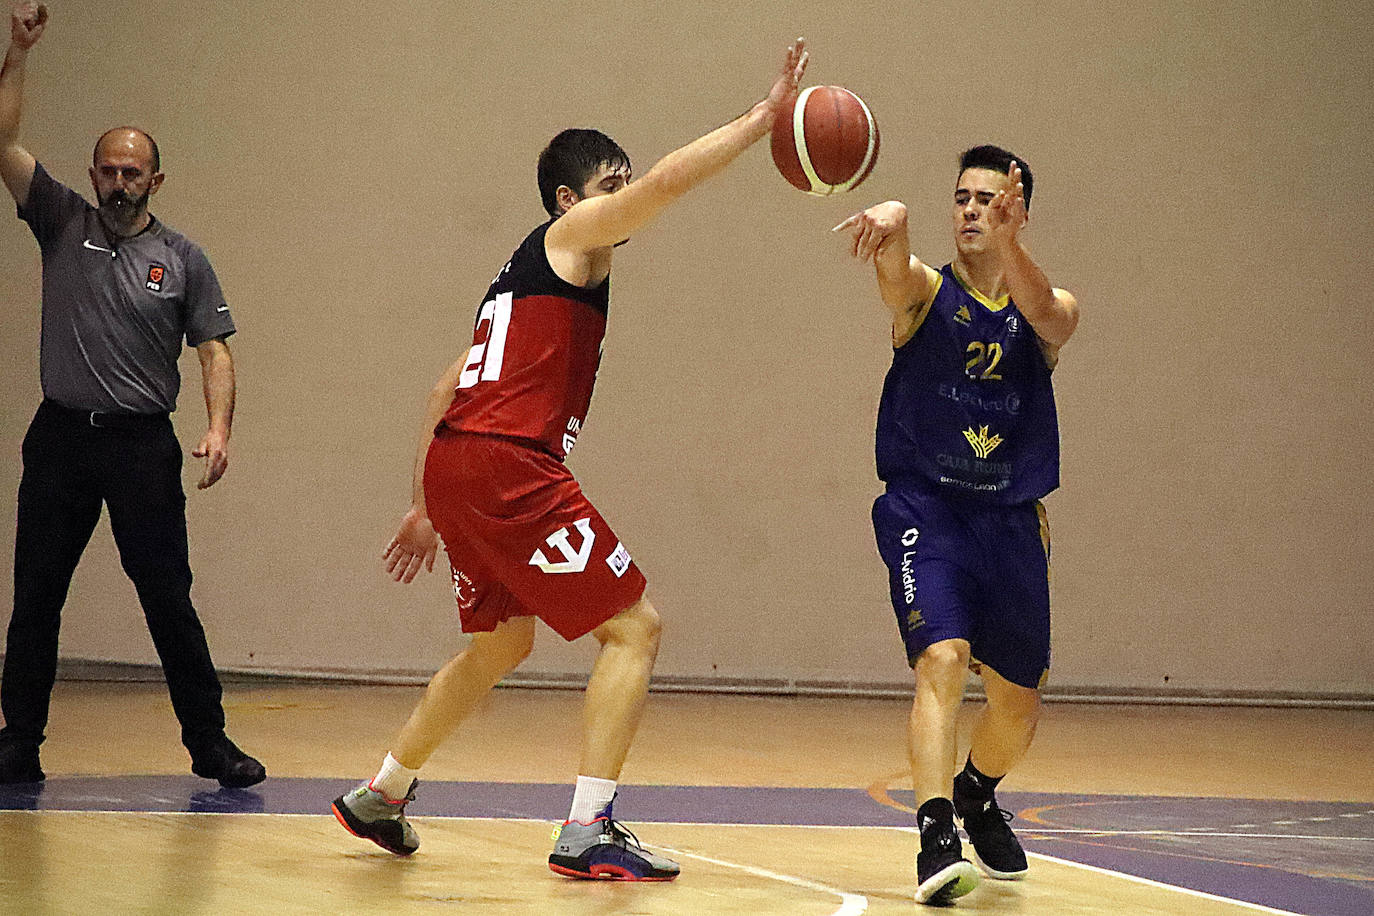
771, 86, 880, 196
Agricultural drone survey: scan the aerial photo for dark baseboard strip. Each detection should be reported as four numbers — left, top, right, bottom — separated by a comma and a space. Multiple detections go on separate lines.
29, 657, 1374, 710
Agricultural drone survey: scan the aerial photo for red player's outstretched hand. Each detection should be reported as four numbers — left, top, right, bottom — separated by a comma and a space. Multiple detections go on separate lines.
763, 38, 809, 118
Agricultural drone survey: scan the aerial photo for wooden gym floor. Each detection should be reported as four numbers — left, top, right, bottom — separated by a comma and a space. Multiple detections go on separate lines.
1, 681, 1371, 914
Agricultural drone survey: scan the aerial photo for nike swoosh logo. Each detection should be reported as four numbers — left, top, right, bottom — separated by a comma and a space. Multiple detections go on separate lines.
83, 239, 114, 253
216, 306, 230, 312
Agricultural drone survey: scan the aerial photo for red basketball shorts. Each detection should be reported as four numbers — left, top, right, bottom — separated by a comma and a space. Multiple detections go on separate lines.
422, 432, 647, 641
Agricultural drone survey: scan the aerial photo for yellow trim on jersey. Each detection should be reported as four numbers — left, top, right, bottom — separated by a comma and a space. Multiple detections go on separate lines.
951, 263, 1011, 312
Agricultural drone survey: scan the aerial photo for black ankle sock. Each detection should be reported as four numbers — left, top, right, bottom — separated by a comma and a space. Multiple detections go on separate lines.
916, 797, 956, 836
957, 757, 1003, 798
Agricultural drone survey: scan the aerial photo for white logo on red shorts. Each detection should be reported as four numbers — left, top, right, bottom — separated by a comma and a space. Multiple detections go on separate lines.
451, 567, 477, 611
529, 518, 596, 574
606, 542, 631, 578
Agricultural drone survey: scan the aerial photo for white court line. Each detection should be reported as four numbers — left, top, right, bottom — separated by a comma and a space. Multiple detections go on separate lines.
17, 810, 1374, 844
892, 827, 1311, 916
1025, 850, 1307, 916
12, 812, 872, 914
11, 810, 1350, 915
17, 810, 1374, 843
655, 844, 867, 916
1013, 827, 1374, 841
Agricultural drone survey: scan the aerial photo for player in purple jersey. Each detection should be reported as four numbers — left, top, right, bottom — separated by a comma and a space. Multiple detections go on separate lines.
835, 146, 1079, 905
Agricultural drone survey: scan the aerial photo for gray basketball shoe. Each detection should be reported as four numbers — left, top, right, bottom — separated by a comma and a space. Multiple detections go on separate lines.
331, 779, 420, 856
549, 812, 680, 881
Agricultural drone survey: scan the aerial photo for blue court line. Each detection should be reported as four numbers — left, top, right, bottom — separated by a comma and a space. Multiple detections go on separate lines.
2, 777, 1370, 916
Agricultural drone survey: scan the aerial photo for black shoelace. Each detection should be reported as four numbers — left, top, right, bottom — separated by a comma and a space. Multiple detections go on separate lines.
604, 817, 644, 850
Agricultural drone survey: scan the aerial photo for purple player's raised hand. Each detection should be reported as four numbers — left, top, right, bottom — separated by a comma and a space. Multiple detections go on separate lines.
10, 2, 47, 49
985, 161, 1029, 246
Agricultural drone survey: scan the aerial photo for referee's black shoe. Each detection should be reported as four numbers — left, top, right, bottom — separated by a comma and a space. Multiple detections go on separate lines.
0, 738, 44, 784
954, 775, 1028, 879
189, 734, 266, 789
915, 799, 980, 905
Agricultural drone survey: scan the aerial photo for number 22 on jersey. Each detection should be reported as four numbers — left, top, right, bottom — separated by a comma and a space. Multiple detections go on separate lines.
458, 291, 514, 389
965, 340, 1004, 380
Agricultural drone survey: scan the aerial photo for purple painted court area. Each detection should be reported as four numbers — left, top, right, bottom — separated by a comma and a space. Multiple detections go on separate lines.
2, 778, 1371, 916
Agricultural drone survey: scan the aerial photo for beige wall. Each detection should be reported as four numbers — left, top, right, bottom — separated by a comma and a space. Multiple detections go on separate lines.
2, 1, 1370, 695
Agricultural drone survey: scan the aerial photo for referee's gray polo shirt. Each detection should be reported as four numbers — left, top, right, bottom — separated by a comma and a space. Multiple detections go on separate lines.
17, 162, 236, 414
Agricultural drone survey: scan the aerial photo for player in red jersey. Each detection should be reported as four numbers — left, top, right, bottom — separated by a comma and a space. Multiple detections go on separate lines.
332, 40, 809, 880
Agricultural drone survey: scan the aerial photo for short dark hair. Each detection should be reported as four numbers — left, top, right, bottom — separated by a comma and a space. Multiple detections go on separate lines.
93, 126, 161, 173
959, 144, 1032, 211
537, 129, 630, 217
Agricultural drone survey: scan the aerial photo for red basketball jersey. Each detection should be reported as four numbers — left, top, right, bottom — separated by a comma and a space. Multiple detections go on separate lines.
440, 220, 609, 458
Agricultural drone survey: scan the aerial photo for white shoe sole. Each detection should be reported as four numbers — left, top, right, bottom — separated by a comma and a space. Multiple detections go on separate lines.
970, 846, 1028, 880
915, 859, 981, 904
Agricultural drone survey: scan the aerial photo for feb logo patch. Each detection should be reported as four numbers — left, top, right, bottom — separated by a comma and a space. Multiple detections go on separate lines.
145, 263, 166, 292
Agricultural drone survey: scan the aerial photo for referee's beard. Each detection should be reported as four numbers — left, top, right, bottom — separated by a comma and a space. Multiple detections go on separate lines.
99, 188, 152, 232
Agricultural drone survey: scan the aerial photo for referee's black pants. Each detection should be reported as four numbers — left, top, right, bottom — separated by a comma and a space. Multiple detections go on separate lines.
1, 400, 226, 752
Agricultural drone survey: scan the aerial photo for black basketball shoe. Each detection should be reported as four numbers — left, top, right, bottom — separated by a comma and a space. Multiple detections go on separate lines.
954, 772, 1028, 879
915, 799, 980, 905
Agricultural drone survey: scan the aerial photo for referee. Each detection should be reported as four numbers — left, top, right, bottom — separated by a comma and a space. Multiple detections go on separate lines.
0, 3, 263, 788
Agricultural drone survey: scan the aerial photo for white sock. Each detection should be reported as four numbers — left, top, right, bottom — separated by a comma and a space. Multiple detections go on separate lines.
369, 752, 420, 802
568, 775, 617, 824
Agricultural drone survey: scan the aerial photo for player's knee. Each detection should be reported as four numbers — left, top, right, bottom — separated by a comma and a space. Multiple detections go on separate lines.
626, 598, 662, 654
597, 595, 661, 654
917, 639, 970, 682
636, 598, 662, 643
982, 667, 1041, 726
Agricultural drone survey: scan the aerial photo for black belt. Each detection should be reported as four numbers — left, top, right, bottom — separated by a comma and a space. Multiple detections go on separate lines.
42, 399, 170, 430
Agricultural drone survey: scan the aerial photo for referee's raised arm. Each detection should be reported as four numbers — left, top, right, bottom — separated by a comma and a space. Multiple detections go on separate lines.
0, 2, 46, 208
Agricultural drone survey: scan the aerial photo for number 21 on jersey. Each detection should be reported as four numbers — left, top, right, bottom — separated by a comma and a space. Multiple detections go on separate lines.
458, 291, 513, 389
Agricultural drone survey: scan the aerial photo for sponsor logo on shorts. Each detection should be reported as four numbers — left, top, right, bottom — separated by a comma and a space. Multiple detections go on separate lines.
898, 529, 919, 605
962, 424, 1004, 459
606, 541, 632, 578
529, 518, 595, 574
450, 567, 476, 611
900, 548, 918, 606
906, 608, 925, 630
146, 263, 166, 291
